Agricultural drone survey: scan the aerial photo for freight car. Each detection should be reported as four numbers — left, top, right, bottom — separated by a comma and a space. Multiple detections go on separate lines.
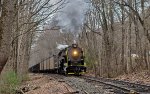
29, 55, 58, 73
29, 43, 86, 75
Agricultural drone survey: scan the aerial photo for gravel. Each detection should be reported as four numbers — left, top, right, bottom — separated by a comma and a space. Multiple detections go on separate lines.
63, 76, 105, 94
22, 73, 118, 94
49, 74, 117, 94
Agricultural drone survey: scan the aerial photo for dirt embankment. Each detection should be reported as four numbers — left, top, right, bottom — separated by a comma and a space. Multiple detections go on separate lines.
115, 70, 150, 84
19, 73, 74, 94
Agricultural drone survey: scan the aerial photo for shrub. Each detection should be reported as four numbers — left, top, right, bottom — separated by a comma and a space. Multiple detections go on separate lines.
0, 71, 21, 94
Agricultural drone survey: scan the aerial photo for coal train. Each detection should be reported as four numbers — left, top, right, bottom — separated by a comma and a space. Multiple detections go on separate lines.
29, 43, 86, 75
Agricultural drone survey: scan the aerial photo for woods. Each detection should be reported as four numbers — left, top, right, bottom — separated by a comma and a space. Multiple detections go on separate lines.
0, 0, 149, 82
80, 0, 150, 77
0, 0, 65, 78
0, 0, 149, 94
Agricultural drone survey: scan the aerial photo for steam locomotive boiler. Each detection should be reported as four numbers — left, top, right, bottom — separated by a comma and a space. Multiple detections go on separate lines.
58, 44, 86, 75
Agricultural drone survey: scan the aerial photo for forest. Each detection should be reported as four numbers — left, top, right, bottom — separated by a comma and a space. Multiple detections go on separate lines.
0, 0, 150, 93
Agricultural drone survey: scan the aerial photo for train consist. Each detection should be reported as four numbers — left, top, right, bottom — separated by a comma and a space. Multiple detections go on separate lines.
29, 43, 86, 75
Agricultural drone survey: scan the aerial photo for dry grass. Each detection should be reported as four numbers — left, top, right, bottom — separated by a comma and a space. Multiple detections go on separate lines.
115, 70, 150, 84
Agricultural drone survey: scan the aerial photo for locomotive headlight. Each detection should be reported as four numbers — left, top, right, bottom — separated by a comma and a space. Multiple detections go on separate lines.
73, 51, 78, 55
72, 50, 79, 57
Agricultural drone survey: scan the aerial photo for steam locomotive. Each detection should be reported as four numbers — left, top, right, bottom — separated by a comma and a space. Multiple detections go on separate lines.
58, 43, 86, 75
29, 43, 86, 75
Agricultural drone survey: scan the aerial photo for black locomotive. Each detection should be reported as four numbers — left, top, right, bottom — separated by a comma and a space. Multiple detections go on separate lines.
29, 43, 86, 75
57, 43, 86, 75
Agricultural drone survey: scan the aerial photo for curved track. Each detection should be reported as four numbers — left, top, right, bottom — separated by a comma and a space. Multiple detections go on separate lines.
39, 73, 150, 94
80, 75, 150, 94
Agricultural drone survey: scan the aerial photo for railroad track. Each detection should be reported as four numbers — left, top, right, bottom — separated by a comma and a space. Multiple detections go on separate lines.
80, 75, 150, 94
45, 74, 87, 94
43, 73, 150, 94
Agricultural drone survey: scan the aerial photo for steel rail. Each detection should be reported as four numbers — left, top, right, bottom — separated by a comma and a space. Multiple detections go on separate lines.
81, 75, 150, 94
83, 76, 150, 91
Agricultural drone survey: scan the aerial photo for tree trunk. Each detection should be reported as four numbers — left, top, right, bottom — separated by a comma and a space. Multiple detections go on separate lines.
0, 0, 15, 73
121, 0, 126, 74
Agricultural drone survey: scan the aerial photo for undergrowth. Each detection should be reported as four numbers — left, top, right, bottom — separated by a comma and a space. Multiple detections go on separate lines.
0, 71, 21, 94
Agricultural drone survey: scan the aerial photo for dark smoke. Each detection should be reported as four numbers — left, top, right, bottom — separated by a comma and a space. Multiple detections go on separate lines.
54, 0, 89, 40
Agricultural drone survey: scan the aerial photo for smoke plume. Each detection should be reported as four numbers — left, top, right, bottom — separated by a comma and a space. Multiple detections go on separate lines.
29, 0, 89, 67
54, 0, 89, 40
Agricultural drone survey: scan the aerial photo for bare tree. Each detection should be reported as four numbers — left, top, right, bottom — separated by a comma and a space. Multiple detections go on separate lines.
0, 0, 65, 77
80, 0, 150, 77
